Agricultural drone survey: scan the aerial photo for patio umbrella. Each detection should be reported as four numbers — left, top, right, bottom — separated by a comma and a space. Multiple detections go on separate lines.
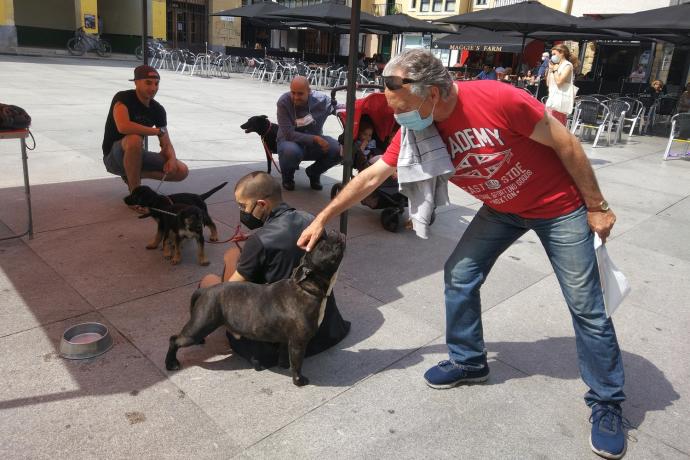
438, 0, 579, 70
594, 3, 690, 36
211, 2, 287, 18
266, 1, 370, 233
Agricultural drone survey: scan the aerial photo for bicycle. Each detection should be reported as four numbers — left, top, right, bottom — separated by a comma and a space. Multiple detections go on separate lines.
134, 38, 165, 61
67, 27, 111, 57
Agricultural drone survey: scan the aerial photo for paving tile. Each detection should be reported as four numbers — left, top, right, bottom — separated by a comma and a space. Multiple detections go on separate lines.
24, 217, 235, 309
0, 232, 93, 337
238, 338, 684, 460
0, 311, 240, 459
100, 281, 440, 449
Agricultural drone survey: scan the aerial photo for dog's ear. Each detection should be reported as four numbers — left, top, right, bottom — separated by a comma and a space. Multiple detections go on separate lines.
261, 115, 268, 119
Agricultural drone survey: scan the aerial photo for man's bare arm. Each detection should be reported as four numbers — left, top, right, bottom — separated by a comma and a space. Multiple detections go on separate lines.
112, 102, 160, 137
529, 112, 616, 241
297, 159, 396, 251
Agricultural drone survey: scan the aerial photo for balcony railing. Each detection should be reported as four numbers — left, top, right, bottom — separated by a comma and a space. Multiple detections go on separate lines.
492, 0, 527, 7
373, 1, 402, 16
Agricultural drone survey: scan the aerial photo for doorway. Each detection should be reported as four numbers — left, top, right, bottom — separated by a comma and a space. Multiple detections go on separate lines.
166, 0, 208, 51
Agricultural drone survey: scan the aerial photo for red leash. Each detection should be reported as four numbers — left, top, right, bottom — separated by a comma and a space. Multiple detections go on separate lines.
207, 224, 248, 250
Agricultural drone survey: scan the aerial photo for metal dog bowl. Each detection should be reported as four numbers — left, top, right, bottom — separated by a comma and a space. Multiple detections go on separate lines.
60, 322, 113, 360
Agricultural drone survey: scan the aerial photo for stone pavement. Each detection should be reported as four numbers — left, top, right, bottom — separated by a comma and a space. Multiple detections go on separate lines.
1, 55, 689, 459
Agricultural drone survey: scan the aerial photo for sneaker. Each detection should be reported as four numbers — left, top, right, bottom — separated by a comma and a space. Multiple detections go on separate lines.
423, 360, 489, 389
590, 403, 629, 459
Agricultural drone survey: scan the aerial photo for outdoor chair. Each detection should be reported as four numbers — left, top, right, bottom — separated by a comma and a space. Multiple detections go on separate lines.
652, 96, 679, 134
663, 113, 690, 160
606, 93, 620, 100
637, 94, 656, 134
250, 58, 265, 79
177, 50, 197, 75
571, 100, 610, 148
618, 97, 644, 136
589, 94, 609, 103
606, 99, 630, 144
260, 59, 282, 84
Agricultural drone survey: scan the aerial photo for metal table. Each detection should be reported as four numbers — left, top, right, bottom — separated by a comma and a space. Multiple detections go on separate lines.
0, 128, 33, 240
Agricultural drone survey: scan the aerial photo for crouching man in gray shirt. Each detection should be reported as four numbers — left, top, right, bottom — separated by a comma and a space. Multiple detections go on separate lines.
276, 76, 341, 191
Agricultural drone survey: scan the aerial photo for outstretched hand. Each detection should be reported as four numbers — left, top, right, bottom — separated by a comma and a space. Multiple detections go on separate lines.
298, 219, 325, 252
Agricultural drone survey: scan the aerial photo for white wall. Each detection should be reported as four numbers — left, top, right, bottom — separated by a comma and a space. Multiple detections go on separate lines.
570, 0, 670, 17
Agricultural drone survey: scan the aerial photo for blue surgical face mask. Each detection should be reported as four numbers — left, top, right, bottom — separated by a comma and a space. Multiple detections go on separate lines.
394, 98, 436, 131
550, 54, 561, 64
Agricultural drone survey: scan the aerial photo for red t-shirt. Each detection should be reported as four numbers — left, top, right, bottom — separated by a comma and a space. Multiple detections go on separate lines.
382, 81, 583, 219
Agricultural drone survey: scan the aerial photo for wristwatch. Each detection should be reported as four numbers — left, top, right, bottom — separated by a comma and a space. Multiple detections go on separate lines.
157, 126, 167, 137
588, 200, 610, 212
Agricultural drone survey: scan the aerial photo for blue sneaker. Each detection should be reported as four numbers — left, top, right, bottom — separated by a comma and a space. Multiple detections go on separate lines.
424, 360, 489, 389
590, 403, 629, 459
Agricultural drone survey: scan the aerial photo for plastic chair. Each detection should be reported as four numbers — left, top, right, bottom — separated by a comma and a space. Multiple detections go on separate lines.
617, 97, 644, 137
606, 99, 630, 144
663, 113, 690, 160
571, 100, 610, 147
652, 96, 679, 133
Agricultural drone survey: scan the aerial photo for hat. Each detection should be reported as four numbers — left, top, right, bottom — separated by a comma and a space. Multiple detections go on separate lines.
129, 65, 160, 81
495, 67, 506, 73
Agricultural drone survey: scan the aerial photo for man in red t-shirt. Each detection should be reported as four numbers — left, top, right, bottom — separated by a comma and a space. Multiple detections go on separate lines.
298, 50, 626, 459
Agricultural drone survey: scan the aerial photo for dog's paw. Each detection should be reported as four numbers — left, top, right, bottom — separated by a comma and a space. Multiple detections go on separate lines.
171, 257, 181, 265
209, 235, 218, 242
146, 243, 158, 250
199, 259, 210, 266
292, 375, 309, 387
166, 360, 181, 371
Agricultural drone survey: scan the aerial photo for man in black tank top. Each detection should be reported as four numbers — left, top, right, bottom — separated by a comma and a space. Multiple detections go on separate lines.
200, 171, 350, 369
102, 65, 189, 191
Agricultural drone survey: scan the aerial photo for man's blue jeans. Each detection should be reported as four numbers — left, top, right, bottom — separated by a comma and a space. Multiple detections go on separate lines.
444, 204, 625, 406
277, 137, 341, 182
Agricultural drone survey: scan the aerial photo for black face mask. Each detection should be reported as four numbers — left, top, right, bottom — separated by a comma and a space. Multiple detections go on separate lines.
240, 210, 264, 229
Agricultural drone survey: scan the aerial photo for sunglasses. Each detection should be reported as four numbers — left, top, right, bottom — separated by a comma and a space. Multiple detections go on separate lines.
383, 75, 423, 91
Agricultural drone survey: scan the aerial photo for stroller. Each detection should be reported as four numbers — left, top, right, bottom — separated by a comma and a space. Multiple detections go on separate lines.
330, 85, 409, 232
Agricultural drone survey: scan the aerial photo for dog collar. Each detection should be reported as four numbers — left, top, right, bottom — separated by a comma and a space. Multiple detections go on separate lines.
259, 117, 272, 140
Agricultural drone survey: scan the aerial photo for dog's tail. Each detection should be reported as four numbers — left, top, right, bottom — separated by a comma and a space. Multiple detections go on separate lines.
199, 182, 228, 201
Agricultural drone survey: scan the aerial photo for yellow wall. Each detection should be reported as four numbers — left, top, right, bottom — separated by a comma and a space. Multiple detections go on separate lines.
79, 0, 99, 33
0, 0, 15, 26
152, 0, 165, 39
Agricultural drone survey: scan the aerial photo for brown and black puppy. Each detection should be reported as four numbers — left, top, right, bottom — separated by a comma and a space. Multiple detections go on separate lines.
165, 230, 346, 386
124, 182, 226, 255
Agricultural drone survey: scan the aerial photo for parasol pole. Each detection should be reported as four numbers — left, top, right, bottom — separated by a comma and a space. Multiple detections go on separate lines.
339, 0, 361, 234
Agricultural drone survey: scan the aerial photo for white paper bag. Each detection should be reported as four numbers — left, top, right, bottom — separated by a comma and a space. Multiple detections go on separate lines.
593, 234, 631, 317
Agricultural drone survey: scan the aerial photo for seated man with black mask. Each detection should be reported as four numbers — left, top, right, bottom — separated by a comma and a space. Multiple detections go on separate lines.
200, 171, 350, 369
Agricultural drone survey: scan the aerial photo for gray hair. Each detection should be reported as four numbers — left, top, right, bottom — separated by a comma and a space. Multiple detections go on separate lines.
383, 49, 454, 98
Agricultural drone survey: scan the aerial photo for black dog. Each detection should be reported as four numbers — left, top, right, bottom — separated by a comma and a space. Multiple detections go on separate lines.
241, 115, 279, 173
165, 230, 346, 386
124, 182, 227, 265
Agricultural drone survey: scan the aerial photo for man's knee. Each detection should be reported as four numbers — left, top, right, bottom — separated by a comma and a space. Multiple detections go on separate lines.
171, 161, 189, 181
121, 135, 144, 154
278, 142, 304, 163
200, 274, 222, 289
444, 254, 484, 289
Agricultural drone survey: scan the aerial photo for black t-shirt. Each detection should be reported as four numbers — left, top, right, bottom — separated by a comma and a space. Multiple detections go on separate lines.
102, 89, 167, 155
235, 204, 312, 284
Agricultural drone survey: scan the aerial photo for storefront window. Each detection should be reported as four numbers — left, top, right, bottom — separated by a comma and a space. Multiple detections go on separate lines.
420, 0, 430, 12
445, 0, 456, 11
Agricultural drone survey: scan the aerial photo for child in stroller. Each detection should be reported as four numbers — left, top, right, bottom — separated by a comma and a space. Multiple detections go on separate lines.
331, 89, 409, 232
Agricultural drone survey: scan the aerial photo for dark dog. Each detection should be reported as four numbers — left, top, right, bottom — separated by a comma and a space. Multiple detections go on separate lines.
123, 182, 227, 265
241, 115, 279, 173
165, 230, 346, 386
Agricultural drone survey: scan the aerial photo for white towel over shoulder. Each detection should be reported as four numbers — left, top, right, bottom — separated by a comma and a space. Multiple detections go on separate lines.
397, 125, 454, 239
